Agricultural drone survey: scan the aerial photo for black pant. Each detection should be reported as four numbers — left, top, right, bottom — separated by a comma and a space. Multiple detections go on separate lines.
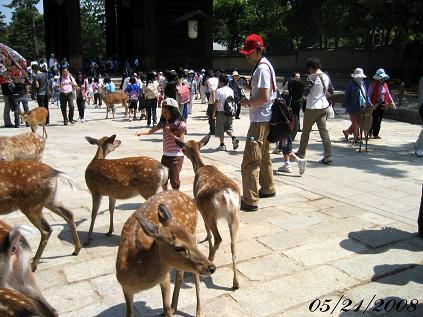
206, 104, 216, 135
94, 92, 102, 106
145, 98, 157, 125
370, 104, 385, 137
60, 93, 74, 123
235, 101, 241, 118
36, 94, 50, 124
76, 97, 85, 119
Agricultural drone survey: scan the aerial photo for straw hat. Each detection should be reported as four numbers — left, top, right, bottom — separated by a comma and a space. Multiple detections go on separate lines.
351, 68, 366, 79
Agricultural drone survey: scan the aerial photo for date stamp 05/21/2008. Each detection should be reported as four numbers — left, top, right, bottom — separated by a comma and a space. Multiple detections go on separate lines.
308, 296, 419, 314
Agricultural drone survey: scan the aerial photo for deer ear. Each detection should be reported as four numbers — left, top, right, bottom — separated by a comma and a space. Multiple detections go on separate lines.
136, 215, 159, 238
175, 139, 185, 149
158, 204, 172, 226
85, 136, 98, 145
106, 135, 117, 144
199, 134, 211, 148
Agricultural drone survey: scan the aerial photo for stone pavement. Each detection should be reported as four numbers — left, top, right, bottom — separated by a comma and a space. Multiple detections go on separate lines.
0, 98, 422, 317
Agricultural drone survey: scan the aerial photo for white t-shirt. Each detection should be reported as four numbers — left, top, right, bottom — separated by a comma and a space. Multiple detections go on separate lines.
306, 73, 330, 110
215, 86, 234, 112
250, 57, 277, 122
206, 77, 219, 105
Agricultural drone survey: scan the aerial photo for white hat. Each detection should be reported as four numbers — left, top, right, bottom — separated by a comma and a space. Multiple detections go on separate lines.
373, 68, 389, 80
232, 71, 239, 77
189, 69, 194, 74
351, 68, 366, 79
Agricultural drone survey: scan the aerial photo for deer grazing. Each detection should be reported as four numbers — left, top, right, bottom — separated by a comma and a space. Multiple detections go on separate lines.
20, 107, 48, 139
0, 161, 81, 271
356, 105, 377, 152
116, 190, 216, 317
176, 134, 240, 289
0, 220, 58, 317
84, 134, 169, 245
0, 132, 45, 162
98, 87, 129, 119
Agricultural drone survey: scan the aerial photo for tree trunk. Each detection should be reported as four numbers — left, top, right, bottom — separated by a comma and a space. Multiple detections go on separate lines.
31, 12, 39, 57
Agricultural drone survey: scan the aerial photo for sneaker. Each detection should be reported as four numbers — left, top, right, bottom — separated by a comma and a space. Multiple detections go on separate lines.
318, 155, 333, 164
129, 117, 132, 122
415, 149, 423, 157
278, 164, 292, 173
298, 158, 307, 175
272, 147, 282, 154
217, 144, 226, 151
258, 190, 276, 198
374, 135, 381, 139
232, 138, 239, 150
240, 199, 258, 212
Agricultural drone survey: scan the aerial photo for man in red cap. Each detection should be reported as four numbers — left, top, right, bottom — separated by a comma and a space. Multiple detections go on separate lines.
239, 33, 276, 212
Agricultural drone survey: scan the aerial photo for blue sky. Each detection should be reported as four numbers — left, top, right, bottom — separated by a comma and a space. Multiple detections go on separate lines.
1, 0, 44, 24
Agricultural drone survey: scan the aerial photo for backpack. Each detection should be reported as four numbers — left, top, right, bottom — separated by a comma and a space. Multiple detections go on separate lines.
223, 95, 236, 117
177, 85, 190, 104
145, 82, 159, 99
128, 88, 139, 102
267, 96, 296, 142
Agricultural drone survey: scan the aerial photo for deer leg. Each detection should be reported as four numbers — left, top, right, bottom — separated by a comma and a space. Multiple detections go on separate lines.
194, 273, 203, 317
112, 105, 115, 118
171, 269, 184, 314
43, 125, 47, 139
85, 193, 103, 246
106, 197, 116, 236
123, 288, 135, 317
46, 204, 81, 255
365, 131, 369, 152
229, 213, 240, 289
105, 104, 109, 119
23, 207, 52, 271
359, 129, 362, 152
160, 272, 172, 317
208, 217, 222, 262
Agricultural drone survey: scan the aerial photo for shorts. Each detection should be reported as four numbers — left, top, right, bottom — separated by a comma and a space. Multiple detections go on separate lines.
215, 111, 233, 137
128, 100, 137, 109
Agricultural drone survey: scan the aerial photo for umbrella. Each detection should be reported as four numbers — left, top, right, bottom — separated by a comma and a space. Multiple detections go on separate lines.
0, 42, 28, 84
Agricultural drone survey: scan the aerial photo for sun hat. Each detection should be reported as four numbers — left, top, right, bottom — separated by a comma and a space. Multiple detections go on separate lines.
232, 71, 239, 77
240, 34, 264, 55
162, 98, 182, 116
373, 68, 389, 80
188, 69, 194, 74
351, 68, 366, 79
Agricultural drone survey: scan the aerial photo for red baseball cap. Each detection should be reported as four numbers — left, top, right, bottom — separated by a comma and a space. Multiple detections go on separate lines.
240, 34, 264, 55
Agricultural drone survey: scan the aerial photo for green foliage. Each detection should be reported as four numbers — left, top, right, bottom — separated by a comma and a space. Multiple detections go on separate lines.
0, 10, 8, 43
80, 0, 106, 57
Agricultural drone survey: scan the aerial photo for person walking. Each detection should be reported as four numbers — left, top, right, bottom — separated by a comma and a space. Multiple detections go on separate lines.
34, 64, 51, 124
342, 68, 370, 141
1, 82, 14, 127
205, 70, 219, 135
126, 75, 141, 121
57, 67, 77, 125
239, 33, 276, 212
75, 72, 88, 123
368, 68, 396, 139
228, 71, 243, 119
297, 57, 333, 164
143, 72, 159, 126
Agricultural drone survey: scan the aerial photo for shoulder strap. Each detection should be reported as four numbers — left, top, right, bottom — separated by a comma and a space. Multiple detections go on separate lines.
257, 62, 276, 93
353, 81, 368, 99
318, 74, 327, 94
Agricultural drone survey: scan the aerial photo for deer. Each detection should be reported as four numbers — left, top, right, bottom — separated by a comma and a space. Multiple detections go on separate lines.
98, 86, 129, 119
84, 134, 169, 245
0, 220, 58, 316
356, 105, 377, 152
0, 161, 82, 271
116, 190, 216, 317
20, 107, 48, 139
0, 132, 45, 162
175, 134, 240, 289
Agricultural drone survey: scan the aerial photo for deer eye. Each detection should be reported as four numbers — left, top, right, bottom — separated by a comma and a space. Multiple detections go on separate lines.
174, 246, 186, 253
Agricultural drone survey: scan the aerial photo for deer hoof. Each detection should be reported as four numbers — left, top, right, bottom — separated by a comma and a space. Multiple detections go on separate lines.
105, 231, 113, 237
31, 262, 38, 272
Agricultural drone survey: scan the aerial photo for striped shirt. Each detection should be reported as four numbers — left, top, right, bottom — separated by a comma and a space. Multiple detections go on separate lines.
160, 120, 187, 156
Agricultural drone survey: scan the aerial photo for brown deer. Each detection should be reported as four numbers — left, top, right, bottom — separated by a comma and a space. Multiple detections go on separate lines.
0, 220, 58, 317
356, 105, 377, 152
116, 190, 216, 317
176, 134, 240, 289
0, 161, 82, 271
0, 132, 45, 162
98, 87, 129, 119
84, 135, 168, 245
20, 107, 48, 139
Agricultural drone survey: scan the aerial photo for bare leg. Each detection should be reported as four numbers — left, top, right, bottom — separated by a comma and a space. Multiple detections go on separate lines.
160, 273, 172, 317
85, 193, 102, 245
171, 269, 184, 314
106, 197, 116, 236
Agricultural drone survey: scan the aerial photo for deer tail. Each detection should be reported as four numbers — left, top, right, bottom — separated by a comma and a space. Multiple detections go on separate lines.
56, 171, 77, 191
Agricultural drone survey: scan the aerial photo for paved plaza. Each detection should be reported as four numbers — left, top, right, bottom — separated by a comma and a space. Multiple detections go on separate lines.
1, 99, 422, 317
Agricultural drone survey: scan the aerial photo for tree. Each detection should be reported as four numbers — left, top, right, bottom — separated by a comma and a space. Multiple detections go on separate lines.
4, 0, 40, 56
80, 0, 106, 57
0, 10, 7, 44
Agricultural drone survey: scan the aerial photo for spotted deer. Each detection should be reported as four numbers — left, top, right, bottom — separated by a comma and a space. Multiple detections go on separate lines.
356, 105, 377, 152
20, 107, 48, 139
0, 132, 45, 162
98, 87, 129, 119
116, 190, 216, 317
84, 135, 168, 245
0, 220, 58, 317
176, 134, 240, 289
0, 161, 82, 271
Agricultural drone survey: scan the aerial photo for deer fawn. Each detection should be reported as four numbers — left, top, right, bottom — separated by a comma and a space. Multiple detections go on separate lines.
20, 107, 48, 139
84, 135, 168, 245
116, 190, 216, 317
0, 132, 45, 162
176, 134, 240, 289
0, 220, 58, 317
98, 87, 129, 119
0, 161, 81, 271
356, 105, 377, 152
